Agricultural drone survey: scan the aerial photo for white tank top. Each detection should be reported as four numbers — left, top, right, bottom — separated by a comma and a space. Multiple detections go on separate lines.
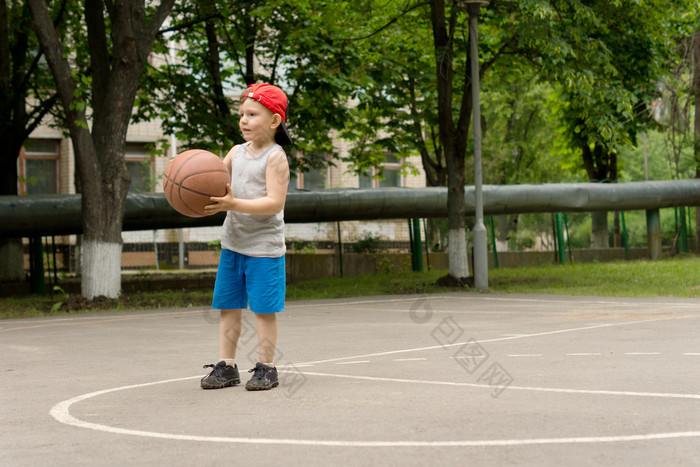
220, 142, 286, 257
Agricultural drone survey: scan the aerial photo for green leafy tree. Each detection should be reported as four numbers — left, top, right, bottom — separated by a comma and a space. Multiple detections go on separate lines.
652, 7, 699, 249
481, 76, 565, 245
0, 0, 60, 281
136, 0, 362, 173
336, 2, 444, 185
337, 0, 675, 272
503, 0, 673, 247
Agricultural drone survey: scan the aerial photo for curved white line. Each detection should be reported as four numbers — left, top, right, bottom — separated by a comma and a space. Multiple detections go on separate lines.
295, 370, 700, 400
50, 372, 700, 447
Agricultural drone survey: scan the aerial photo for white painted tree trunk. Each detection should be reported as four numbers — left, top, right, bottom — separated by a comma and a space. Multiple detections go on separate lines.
448, 228, 470, 278
590, 211, 609, 248
81, 240, 121, 299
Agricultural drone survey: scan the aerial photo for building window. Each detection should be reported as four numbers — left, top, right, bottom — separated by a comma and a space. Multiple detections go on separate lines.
359, 171, 373, 188
299, 166, 328, 190
125, 143, 152, 193
292, 151, 328, 190
19, 139, 60, 195
359, 153, 402, 188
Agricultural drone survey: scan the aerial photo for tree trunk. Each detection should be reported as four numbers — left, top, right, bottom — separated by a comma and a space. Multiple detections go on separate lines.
582, 143, 616, 249
590, 211, 609, 248
0, 143, 25, 281
29, 0, 174, 298
0, 1, 25, 281
446, 142, 469, 278
497, 214, 518, 249
613, 212, 621, 247
430, 0, 471, 281
693, 31, 699, 253
0, 238, 24, 281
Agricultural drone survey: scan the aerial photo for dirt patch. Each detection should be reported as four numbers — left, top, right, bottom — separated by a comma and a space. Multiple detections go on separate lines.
436, 274, 474, 288
59, 295, 119, 312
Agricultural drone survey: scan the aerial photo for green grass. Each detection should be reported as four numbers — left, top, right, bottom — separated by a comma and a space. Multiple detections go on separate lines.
285, 269, 450, 301
489, 256, 700, 297
1, 257, 699, 319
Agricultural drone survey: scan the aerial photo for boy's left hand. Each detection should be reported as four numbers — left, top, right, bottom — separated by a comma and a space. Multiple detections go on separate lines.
204, 184, 236, 215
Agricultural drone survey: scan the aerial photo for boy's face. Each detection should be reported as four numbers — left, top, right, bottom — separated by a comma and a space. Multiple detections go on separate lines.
239, 98, 279, 143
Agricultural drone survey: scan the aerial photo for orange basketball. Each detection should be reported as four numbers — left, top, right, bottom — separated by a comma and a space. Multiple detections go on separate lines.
163, 149, 229, 217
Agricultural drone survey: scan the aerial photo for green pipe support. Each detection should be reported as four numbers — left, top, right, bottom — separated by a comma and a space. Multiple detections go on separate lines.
554, 212, 566, 264
422, 219, 431, 271
336, 221, 343, 278
621, 212, 630, 260
488, 216, 498, 268
411, 218, 423, 272
679, 207, 688, 253
29, 236, 46, 295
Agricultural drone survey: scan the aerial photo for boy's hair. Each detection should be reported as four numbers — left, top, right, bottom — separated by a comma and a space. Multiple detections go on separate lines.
240, 83, 292, 146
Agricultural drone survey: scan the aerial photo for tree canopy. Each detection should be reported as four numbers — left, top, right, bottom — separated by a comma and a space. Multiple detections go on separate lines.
130, 0, 697, 190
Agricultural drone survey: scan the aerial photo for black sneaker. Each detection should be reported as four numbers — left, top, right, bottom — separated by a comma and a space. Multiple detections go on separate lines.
201, 361, 241, 389
245, 362, 279, 391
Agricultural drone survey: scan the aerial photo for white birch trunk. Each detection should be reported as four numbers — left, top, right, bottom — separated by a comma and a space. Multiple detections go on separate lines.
590, 211, 609, 248
448, 228, 470, 278
81, 240, 121, 299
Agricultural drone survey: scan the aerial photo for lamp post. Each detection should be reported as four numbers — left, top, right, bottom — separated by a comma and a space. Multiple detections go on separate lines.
465, 0, 489, 290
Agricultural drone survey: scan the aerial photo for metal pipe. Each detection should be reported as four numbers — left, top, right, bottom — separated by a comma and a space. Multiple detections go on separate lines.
1, 180, 700, 237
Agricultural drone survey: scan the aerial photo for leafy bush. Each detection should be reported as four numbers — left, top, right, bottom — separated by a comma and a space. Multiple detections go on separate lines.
353, 231, 382, 253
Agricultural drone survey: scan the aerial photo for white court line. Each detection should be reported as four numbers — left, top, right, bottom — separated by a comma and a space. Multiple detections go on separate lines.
335, 361, 370, 365
291, 296, 456, 309
684, 353, 700, 356
0, 309, 211, 333
47, 296, 700, 448
297, 316, 687, 366
6, 294, 696, 333
294, 371, 700, 400
449, 295, 700, 308
50, 372, 700, 448
508, 354, 543, 358
3, 296, 451, 332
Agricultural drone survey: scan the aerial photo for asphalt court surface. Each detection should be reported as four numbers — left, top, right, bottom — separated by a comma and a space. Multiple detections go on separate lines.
1, 292, 699, 466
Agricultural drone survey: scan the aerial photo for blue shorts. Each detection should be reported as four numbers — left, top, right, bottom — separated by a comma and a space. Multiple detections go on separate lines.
212, 249, 285, 314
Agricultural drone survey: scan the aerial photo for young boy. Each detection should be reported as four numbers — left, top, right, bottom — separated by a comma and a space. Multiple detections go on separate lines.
200, 83, 292, 391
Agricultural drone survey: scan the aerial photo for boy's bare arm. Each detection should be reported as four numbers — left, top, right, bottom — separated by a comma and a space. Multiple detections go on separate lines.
222, 146, 237, 176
